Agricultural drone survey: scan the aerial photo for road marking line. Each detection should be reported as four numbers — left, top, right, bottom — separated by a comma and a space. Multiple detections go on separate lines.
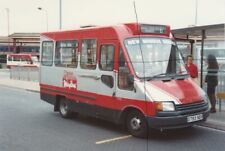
196, 125, 225, 133
95, 135, 132, 145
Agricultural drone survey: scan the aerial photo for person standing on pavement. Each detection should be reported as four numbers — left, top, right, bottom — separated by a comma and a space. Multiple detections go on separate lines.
185, 55, 198, 83
205, 54, 219, 113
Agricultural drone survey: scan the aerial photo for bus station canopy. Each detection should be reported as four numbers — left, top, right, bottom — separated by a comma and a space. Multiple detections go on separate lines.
172, 23, 225, 41
9, 33, 40, 43
172, 23, 225, 87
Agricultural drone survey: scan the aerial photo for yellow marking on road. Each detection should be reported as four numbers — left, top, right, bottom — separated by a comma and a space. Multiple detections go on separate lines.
95, 135, 132, 145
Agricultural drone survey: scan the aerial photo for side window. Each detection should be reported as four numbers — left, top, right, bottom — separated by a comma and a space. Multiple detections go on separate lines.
41, 41, 54, 66
118, 49, 133, 90
8, 56, 12, 61
80, 39, 97, 69
55, 40, 78, 68
101, 75, 114, 88
21, 57, 26, 63
14, 56, 20, 62
99, 45, 114, 71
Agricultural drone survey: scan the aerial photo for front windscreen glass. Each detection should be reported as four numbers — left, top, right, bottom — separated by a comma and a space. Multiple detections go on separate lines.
124, 37, 187, 79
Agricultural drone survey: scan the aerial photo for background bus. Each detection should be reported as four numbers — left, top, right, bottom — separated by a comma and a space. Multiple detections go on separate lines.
7, 53, 39, 68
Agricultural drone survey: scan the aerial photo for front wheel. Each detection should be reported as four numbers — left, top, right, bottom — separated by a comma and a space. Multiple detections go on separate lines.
59, 98, 72, 118
126, 110, 148, 138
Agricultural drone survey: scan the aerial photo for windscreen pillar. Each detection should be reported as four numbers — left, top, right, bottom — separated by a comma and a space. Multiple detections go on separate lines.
200, 30, 205, 88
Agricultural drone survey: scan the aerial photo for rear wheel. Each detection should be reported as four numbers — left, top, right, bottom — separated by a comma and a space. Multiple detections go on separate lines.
59, 98, 72, 118
126, 110, 148, 138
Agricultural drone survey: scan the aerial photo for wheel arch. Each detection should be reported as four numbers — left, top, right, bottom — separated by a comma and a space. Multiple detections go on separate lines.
54, 95, 65, 112
118, 106, 145, 125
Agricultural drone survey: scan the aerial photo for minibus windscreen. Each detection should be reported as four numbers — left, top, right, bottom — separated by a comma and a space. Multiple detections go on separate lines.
124, 37, 187, 79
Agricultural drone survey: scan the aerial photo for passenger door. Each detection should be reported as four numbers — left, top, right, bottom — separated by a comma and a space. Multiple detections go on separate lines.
77, 39, 98, 116
95, 40, 118, 120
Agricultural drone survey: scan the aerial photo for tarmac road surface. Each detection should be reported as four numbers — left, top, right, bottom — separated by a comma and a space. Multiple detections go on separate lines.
1, 86, 225, 151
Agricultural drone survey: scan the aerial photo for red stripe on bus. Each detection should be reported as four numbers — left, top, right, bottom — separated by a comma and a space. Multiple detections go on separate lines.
40, 83, 156, 116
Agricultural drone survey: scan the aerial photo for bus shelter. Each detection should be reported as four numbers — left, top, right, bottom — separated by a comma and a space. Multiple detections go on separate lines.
9, 33, 40, 55
172, 24, 225, 88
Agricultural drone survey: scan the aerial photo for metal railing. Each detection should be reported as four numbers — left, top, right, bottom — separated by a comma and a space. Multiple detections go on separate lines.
10, 66, 39, 82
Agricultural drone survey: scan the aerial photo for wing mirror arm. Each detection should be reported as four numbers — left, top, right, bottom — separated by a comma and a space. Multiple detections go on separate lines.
127, 74, 136, 92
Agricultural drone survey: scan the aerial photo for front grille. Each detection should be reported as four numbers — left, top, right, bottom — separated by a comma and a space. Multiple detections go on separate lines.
175, 101, 208, 115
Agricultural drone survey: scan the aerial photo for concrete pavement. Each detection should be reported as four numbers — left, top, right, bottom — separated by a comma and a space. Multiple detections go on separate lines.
0, 71, 39, 92
0, 71, 225, 132
199, 109, 225, 131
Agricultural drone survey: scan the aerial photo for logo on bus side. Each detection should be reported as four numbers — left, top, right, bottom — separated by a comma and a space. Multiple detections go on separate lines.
62, 71, 77, 89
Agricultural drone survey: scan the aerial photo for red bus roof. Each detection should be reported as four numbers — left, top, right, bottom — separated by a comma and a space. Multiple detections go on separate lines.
7, 53, 38, 57
41, 23, 171, 41
7, 53, 32, 56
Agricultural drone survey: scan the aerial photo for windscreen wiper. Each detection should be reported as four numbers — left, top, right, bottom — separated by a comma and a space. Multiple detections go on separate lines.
166, 72, 189, 80
174, 71, 189, 77
145, 73, 168, 81
144, 72, 189, 81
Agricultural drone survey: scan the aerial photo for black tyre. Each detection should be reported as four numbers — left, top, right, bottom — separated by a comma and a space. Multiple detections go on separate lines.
59, 98, 72, 118
126, 110, 148, 138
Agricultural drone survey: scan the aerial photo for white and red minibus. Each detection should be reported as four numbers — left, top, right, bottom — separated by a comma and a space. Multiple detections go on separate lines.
40, 23, 209, 137
7, 53, 39, 68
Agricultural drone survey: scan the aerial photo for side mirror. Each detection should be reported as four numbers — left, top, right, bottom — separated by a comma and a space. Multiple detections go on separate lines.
127, 74, 136, 92
127, 74, 134, 86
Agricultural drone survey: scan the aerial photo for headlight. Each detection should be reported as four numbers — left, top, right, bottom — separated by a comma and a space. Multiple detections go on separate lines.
156, 101, 175, 111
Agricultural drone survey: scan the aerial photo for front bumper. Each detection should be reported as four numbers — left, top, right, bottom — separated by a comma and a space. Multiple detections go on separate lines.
147, 104, 210, 129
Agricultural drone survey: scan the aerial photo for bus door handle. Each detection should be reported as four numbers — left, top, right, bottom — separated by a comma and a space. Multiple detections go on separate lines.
112, 91, 116, 97
94, 76, 101, 80
79, 74, 101, 80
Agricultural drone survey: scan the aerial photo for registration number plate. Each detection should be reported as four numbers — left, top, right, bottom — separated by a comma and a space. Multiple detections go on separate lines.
187, 114, 203, 123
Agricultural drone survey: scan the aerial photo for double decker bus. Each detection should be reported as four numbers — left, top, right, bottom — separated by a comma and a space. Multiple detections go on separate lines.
40, 23, 209, 137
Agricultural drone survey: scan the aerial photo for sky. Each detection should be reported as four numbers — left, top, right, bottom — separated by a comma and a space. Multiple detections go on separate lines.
0, 0, 225, 36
